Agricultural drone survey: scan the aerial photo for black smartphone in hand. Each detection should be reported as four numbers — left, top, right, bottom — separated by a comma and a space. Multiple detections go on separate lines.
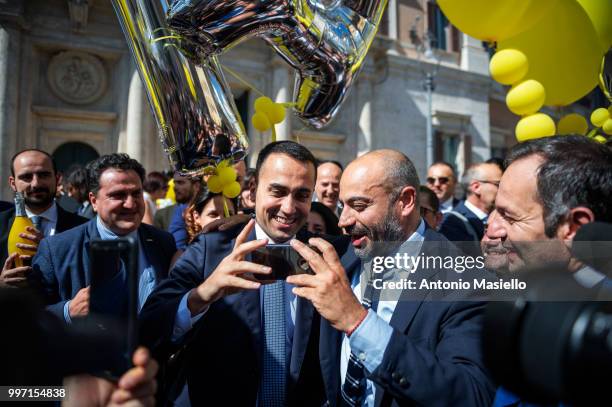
86, 237, 139, 381
251, 244, 316, 281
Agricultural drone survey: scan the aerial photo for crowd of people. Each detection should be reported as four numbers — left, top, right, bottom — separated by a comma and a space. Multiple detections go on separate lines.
0, 134, 611, 406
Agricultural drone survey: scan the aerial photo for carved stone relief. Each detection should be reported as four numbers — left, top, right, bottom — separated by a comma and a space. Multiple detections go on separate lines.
47, 50, 107, 105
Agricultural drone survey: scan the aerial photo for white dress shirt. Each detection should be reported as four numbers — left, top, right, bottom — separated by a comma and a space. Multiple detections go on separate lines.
439, 197, 455, 214
463, 200, 488, 221
25, 202, 58, 237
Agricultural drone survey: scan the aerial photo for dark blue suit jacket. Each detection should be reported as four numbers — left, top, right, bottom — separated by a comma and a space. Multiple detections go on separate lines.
321, 227, 495, 407
438, 200, 485, 256
139, 225, 347, 406
29, 218, 176, 320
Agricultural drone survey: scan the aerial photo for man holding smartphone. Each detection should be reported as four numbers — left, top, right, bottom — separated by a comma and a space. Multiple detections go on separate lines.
141, 141, 341, 406
287, 150, 494, 406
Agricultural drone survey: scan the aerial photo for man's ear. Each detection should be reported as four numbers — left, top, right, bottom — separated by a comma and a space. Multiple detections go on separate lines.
8, 176, 16, 192
399, 186, 417, 216
89, 191, 98, 212
250, 180, 257, 203
556, 206, 595, 241
470, 180, 481, 197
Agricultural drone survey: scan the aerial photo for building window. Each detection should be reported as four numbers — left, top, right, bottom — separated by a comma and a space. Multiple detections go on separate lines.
427, 1, 461, 53
435, 131, 459, 167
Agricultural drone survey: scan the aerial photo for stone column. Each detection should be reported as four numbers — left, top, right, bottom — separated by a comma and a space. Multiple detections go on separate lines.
460, 34, 489, 75
387, 0, 398, 40
124, 70, 147, 164
357, 77, 373, 156
0, 26, 21, 200
270, 59, 292, 141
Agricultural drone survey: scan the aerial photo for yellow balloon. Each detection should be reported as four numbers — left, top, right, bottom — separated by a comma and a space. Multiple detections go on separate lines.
603, 119, 612, 135
267, 103, 286, 124
594, 135, 608, 143
217, 166, 237, 185
499, 0, 602, 106
590, 107, 610, 127
254, 96, 274, 113
557, 113, 588, 135
437, 0, 558, 42
223, 181, 241, 199
207, 176, 223, 193
516, 113, 556, 142
252, 112, 271, 131
576, 0, 612, 53
490, 49, 529, 85
506, 80, 546, 116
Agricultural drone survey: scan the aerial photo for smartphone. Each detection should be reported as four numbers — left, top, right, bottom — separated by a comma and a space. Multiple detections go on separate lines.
251, 244, 316, 281
86, 237, 138, 381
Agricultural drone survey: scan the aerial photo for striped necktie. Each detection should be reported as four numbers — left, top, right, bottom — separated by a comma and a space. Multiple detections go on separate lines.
341, 276, 378, 406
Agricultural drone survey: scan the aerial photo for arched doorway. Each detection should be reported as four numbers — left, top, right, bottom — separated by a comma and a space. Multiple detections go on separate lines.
52, 142, 100, 174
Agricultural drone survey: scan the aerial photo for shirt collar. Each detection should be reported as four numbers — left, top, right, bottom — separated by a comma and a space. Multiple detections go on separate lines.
26, 201, 58, 223
96, 215, 138, 240
439, 197, 454, 212
463, 200, 488, 221
255, 222, 295, 245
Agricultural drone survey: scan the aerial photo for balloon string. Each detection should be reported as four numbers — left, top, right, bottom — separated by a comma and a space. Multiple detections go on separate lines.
223, 197, 230, 218
271, 126, 277, 143
221, 65, 265, 97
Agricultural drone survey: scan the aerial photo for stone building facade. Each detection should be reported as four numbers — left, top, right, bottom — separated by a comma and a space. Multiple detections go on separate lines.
0, 1, 591, 201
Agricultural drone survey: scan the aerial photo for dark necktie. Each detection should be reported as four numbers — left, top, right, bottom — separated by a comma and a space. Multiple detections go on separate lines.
260, 280, 287, 407
31, 215, 43, 234
341, 275, 378, 406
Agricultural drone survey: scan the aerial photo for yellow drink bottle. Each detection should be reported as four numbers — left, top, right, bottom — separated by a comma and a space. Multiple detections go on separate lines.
7, 192, 37, 267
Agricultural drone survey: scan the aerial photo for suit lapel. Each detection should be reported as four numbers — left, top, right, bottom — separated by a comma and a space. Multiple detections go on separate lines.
320, 248, 360, 405
138, 226, 166, 280
82, 219, 100, 286
240, 227, 263, 370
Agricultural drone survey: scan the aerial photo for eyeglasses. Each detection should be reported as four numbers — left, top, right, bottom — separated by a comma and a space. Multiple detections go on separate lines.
476, 180, 501, 187
426, 176, 450, 185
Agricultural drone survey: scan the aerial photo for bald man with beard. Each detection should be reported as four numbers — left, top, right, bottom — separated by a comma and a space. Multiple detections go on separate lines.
288, 149, 494, 406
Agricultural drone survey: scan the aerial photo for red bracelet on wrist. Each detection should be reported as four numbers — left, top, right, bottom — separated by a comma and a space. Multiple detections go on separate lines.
345, 308, 369, 337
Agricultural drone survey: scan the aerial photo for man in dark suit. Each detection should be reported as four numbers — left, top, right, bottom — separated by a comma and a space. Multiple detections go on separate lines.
426, 161, 460, 214
438, 162, 503, 255
29, 153, 176, 322
287, 150, 494, 406
140, 141, 330, 406
1, 149, 86, 287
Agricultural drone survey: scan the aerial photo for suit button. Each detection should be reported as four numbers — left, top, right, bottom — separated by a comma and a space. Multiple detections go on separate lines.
399, 377, 408, 387
391, 372, 400, 381
358, 352, 366, 361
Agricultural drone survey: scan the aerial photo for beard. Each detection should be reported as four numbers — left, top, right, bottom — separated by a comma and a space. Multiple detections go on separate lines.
24, 187, 55, 210
348, 208, 407, 261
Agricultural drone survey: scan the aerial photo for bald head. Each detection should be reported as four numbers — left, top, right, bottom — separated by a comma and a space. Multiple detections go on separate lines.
347, 150, 420, 195
339, 150, 421, 259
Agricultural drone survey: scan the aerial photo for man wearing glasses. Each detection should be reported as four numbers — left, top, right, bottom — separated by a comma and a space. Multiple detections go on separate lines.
438, 163, 503, 253
425, 161, 460, 214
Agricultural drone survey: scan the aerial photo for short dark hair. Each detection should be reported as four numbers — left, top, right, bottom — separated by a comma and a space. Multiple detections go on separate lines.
310, 201, 342, 235
66, 167, 89, 199
255, 141, 317, 182
506, 135, 612, 237
86, 153, 145, 195
419, 185, 440, 212
385, 151, 420, 203
143, 171, 167, 194
429, 161, 456, 178
11, 149, 57, 177
485, 157, 506, 172
317, 159, 343, 172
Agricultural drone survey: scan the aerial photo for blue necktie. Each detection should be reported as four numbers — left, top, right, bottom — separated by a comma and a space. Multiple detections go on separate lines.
31, 215, 43, 233
260, 281, 286, 407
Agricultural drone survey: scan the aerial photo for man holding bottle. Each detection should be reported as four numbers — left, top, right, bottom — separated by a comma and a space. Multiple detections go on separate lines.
0, 149, 86, 287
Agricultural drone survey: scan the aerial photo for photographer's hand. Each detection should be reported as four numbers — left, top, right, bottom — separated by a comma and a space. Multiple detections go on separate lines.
187, 219, 271, 315
287, 238, 366, 333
